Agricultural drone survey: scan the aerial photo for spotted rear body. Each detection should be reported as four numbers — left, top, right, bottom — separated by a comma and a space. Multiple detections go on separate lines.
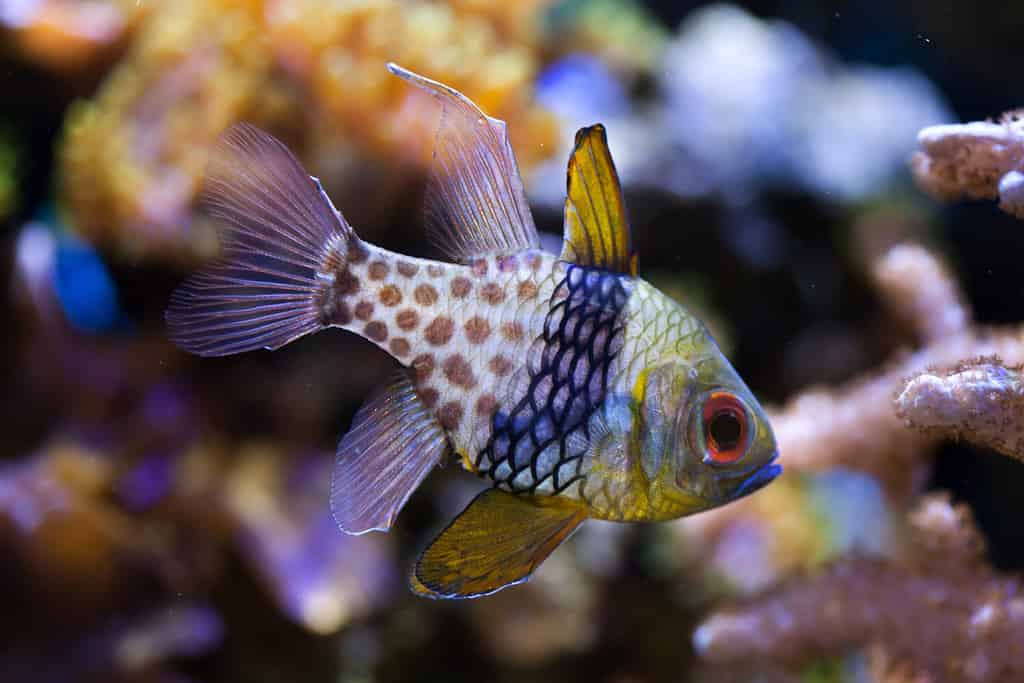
318, 241, 564, 468
166, 63, 781, 600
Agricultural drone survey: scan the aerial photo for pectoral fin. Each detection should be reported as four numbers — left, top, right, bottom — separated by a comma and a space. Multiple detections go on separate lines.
561, 124, 636, 275
331, 374, 447, 534
411, 489, 587, 599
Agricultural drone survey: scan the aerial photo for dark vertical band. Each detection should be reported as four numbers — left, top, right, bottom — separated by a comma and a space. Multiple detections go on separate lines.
478, 264, 631, 494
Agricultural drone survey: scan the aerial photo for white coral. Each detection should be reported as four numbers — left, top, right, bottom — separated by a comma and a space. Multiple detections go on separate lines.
895, 359, 1024, 462
911, 113, 1024, 218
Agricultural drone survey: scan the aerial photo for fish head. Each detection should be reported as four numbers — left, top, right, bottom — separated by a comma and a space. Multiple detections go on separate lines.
632, 327, 781, 517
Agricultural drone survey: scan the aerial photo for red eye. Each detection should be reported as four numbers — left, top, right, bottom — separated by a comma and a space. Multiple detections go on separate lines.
702, 392, 748, 465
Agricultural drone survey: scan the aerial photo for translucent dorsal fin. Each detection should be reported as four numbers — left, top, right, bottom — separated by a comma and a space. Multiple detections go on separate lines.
560, 125, 636, 275
388, 63, 540, 262
331, 374, 447, 534
410, 489, 587, 599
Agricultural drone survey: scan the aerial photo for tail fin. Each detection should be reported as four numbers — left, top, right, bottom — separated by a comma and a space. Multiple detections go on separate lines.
166, 123, 352, 357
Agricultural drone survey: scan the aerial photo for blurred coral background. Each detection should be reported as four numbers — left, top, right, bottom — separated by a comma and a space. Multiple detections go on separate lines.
2, 1, 1024, 681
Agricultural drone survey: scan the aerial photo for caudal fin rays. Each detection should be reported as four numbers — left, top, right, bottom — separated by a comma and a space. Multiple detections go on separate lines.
166, 123, 352, 357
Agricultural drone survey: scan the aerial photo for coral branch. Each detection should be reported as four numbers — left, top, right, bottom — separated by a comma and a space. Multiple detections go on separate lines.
693, 495, 1024, 682
763, 242, 1024, 495
770, 326, 1024, 495
896, 358, 1024, 463
871, 244, 970, 343
911, 111, 1024, 218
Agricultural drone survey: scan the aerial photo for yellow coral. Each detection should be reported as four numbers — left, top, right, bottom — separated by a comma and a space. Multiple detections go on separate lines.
60, 0, 285, 261
58, 0, 560, 263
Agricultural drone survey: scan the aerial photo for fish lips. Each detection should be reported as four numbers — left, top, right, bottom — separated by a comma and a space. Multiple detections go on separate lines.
731, 453, 782, 499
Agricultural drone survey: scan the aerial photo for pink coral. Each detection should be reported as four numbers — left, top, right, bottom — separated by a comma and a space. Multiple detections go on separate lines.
694, 495, 1024, 683
897, 357, 1024, 463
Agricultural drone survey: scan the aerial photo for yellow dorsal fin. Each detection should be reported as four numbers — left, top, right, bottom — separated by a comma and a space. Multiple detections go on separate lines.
411, 489, 587, 599
560, 124, 636, 275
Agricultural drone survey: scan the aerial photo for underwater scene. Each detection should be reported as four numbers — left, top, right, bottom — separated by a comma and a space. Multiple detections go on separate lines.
2, 0, 1023, 681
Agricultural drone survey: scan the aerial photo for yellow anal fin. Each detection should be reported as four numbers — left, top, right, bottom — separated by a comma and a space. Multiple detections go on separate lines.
561, 124, 636, 275
411, 489, 587, 599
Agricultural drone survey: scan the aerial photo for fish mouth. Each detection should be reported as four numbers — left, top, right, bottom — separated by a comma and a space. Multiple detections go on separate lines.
731, 452, 782, 499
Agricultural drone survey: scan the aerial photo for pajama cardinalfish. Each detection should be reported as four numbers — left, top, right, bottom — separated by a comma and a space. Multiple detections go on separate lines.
166, 64, 781, 599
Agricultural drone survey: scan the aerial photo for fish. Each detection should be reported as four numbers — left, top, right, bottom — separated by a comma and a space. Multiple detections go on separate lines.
165, 63, 782, 599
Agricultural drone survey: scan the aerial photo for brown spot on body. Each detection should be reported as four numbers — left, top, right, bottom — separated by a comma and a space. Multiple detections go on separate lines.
451, 277, 472, 299
396, 309, 420, 331
489, 355, 513, 376
526, 251, 543, 271
464, 316, 491, 344
438, 401, 464, 430
498, 255, 519, 272
412, 354, 435, 382
517, 280, 538, 300
427, 264, 444, 278
379, 284, 402, 306
316, 269, 360, 325
348, 241, 369, 264
419, 387, 439, 408
335, 271, 360, 296
364, 321, 388, 342
471, 260, 489, 278
500, 321, 523, 341
476, 393, 498, 417
355, 300, 375, 321
389, 338, 411, 357
368, 260, 389, 280
414, 284, 439, 306
480, 282, 506, 305
424, 316, 454, 345
443, 355, 477, 388
396, 261, 419, 277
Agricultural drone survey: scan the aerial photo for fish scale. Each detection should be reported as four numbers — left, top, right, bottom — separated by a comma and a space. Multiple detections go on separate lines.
165, 63, 780, 599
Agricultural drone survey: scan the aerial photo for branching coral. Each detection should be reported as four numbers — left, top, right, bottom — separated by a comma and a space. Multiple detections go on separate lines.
872, 243, 969, 344
911, 111, 1024, 218
896, 358, 1024, 464
688, 237, 1024, 679
677, 238, 1024, 655
761, 242, 1024, 498
693, 495, 1024, 683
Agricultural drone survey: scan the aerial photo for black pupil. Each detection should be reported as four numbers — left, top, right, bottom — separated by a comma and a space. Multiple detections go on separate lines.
709, 411, 742, 450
